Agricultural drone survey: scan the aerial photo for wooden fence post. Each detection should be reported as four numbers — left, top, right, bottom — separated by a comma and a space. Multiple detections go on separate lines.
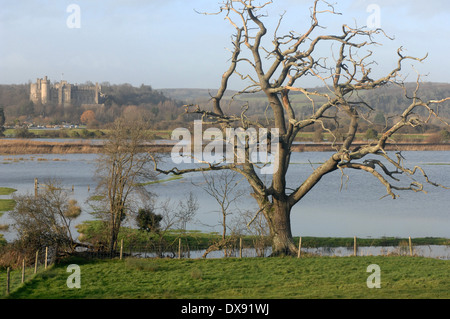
353, 236, 357, 257
44, 247, 48, 269
409, 236, 413, 256
34, 250, 39, 274
22, 259, 25, 283
178, 238, 182, 259
6, 267, 10, 295
297, 237, 302, 259
239, 238, 243, 258
120, 239, 123, 260
34, 178, 38, 198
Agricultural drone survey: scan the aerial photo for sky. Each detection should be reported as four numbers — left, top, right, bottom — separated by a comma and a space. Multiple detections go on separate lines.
1, 0, 450, 90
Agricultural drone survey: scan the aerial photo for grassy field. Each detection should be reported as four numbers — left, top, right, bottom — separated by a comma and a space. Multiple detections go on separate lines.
0, 187, 17, 217
0, 187, 16, 196
0, 199, 15, 213
2, 256, 449, 299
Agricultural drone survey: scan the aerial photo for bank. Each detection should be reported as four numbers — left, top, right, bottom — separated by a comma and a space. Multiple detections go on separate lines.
1, 138, 450, 155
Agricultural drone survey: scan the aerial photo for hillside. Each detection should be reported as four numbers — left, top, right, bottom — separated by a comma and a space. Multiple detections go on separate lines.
160, 82, 450, 116
3, 256, 449, 300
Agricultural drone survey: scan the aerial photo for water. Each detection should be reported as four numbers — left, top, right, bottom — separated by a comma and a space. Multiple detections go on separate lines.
1, 151, 449, 244
124, 245, 450, 260
188, 245, 450, 259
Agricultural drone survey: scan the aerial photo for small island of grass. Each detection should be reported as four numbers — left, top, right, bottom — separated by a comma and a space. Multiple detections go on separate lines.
0, 187, 17, 196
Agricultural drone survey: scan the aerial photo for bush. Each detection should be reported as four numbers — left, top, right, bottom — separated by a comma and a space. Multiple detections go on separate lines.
14, 127, 35, 138
9, 181, 81, 256
136, 208, 163, 233
365, 128, 378, 140
440, 129, 450, 142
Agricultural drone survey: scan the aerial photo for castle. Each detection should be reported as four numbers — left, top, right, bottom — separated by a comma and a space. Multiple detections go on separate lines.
30, 76, 103, 107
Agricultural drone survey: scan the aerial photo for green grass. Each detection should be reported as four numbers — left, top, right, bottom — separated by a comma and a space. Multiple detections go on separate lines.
0, 187, 16, 195
293, 236, 450, 248
76, 221, 449, 251
137, 174, 183, 186
3, 256, 449, 299
0, 199, 16, 212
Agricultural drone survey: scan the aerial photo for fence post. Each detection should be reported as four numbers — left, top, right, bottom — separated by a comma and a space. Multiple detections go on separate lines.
178, 238, 182, 259
6, 267, 10, 295
34, 178, 38, 198
297, 237, 302, 259
22, 259, 25, 283
34, 250, 39, 274
409, 236, 413, 256
120, 239, 123, 260
45, 247, 48, 269
239, 238, 243, 258
353, 236, 357, 257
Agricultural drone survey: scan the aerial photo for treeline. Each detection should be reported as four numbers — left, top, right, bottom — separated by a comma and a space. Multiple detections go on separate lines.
0, 83, 198, 130
1, 82, 450, 132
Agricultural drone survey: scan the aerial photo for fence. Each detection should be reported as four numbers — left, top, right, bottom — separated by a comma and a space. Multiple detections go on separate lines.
1, 246, 56, 297
74, 236, 450, 261
2, 236, 448, 296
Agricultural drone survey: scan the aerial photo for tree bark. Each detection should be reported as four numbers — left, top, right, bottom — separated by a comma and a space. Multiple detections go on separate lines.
265, 198, 297, 256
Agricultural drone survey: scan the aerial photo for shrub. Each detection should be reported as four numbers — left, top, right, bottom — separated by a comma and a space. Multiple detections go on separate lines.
365, 128, 378, 140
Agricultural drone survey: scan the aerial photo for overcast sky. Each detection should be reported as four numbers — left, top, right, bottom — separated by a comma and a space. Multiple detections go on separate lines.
1, 0, 449, 90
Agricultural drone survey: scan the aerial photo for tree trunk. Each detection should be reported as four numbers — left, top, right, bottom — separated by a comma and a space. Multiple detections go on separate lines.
265, 199, 297, 256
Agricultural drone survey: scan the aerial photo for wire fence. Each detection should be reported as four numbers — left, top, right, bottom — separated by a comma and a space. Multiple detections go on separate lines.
1, 236, 448, 296
1, 246, 56, 297
74, 236, 450, 260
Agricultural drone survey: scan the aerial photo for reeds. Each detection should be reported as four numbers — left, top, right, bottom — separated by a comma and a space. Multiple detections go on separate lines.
0, 139, 102, 155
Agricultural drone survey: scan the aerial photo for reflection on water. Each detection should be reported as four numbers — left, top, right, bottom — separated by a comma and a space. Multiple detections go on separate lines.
0, 151, 449, 244
127, 245, 450, 260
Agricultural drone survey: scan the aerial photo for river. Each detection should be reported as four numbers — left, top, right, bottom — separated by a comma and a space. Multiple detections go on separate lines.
0, 150, 449, 245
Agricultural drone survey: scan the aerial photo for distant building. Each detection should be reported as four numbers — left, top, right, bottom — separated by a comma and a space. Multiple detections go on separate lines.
30, 76, 104, 107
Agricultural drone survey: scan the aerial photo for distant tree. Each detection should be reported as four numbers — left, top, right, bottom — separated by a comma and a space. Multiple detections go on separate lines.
374, 112, 386, 125
136, 208, 163, 233
440, 129, 450, 142
175, 192, 199, 232
93, 117, 156, 255
365, 128, 378, 140
14, 126, 35, 138
80, 110, 96, 125
0, 107, 5, 136
313, 124, 323, 142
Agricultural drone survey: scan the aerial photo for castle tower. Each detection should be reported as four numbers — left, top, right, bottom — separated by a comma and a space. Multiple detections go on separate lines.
40, 76, 50, 104
30, 76, 103, 106
95, 82, 100, 104
30, 81, 40, 104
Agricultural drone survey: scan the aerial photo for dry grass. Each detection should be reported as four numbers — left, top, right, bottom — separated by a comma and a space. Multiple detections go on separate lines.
0, 139, 174, 154
2, 139, 450, 155
0, 139, 102, 155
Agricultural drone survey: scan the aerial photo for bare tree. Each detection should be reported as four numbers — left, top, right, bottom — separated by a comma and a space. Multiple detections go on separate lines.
9, 180, 81, 254
175, 191, 199, 232
243, 209, 271, 257
94, 117, 156, 255
153, 198, 181, 257
197, 170, 244, 257
154, 0, 450, 255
